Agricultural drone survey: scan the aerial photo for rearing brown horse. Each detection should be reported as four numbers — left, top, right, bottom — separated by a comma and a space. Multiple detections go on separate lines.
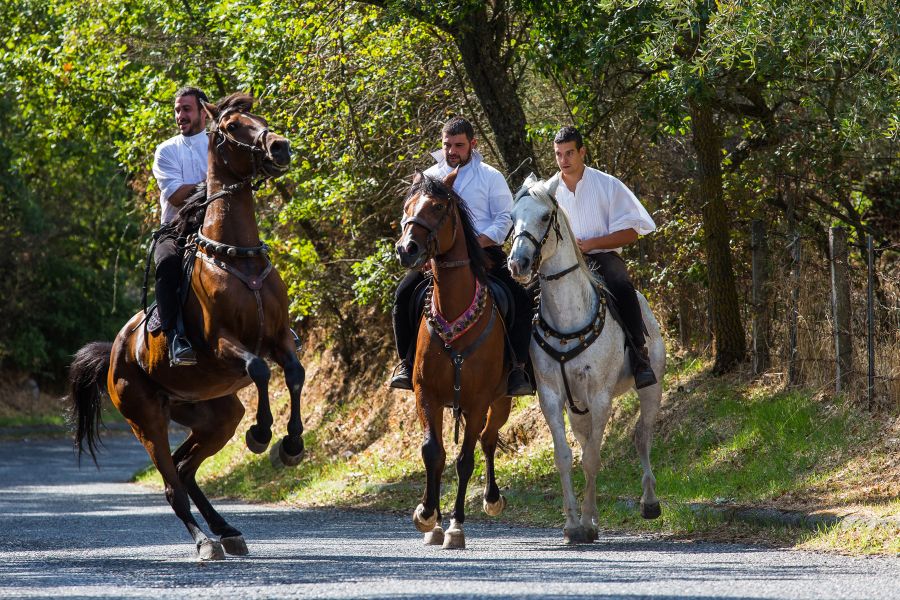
68, 93, 305, 560
395, 172, 511, 550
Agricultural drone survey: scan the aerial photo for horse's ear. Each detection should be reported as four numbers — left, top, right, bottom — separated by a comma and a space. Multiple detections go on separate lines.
522, 172, 538, 188
547, 174, 560, 198
412, 169, 423, 185
202, 100, 219, 123
443, 167, 459, 189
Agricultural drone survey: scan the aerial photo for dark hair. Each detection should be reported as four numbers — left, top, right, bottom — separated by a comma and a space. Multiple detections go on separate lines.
553, 126, 583, 149
175, 86, 209, 108
407, 174, 489, 283
442, 116, 475, 140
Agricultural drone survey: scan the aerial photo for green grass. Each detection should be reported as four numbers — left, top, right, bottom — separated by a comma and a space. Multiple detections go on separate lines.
132, 354, 896, 554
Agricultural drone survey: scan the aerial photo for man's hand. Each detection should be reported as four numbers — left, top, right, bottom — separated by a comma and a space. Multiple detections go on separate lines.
477, 234, 495, 248
576, 238, 592, 253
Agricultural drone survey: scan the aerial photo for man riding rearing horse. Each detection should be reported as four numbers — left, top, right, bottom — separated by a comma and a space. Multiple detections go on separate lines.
151, 86, 209, 365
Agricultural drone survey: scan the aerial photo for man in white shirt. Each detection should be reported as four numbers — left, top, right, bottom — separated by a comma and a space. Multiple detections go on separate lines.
150, 86, 209, 366
553, 126, 658, 388
390, 116, 533, 395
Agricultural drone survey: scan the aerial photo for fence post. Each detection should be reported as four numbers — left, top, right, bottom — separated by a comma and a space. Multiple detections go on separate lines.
751, 220, 770, 375
867, 234, 876, 408
787, 230, 802, 387
829, 227, 852, 394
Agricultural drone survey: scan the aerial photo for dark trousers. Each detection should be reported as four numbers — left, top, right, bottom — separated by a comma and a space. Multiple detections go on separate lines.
154, 234, 183, 332
584, 252, 646, 348
392, 246, 534, 365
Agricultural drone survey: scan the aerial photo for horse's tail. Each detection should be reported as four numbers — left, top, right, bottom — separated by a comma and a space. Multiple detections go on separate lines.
67, 341, 113, 465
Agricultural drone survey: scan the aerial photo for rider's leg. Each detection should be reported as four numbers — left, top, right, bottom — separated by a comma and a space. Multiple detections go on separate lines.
154, 235, 196, 366
588, 252, 656, 389
485, 246, 534, 396
389, 269, 425, 389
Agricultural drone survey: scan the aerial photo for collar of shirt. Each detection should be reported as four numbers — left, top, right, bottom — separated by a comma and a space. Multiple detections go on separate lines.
429, 149, 483, 194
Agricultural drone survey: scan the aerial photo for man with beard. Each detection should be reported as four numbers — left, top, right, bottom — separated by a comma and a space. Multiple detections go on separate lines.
150, 86, 209, 365
390, 116, 534, 395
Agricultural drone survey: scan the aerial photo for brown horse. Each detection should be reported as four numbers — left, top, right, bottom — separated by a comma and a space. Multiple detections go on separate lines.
395, 172, 511, 549
68, 93, 305, 560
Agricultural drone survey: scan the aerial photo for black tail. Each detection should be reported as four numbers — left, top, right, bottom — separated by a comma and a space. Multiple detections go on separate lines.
67, 341, 113, 465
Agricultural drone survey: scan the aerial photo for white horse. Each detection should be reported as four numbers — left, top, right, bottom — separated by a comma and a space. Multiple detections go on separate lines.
507, 174, 665, 544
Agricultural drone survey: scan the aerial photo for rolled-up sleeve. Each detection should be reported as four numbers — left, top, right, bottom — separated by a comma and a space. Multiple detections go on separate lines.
607, 176, 656, 236
482, 170, 513, 244
152, 144, 183, 203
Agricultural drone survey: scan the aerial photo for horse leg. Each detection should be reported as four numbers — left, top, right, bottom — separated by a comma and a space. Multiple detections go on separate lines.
442, 408, 483, 550
270, 341, 306, 467
574, 398, 613, 542
539, 391, 582, 543
216, 336, 272, 454
413, 403, 446, 545
170, 396, 249, 555
480, 396, 511, 517
635, 384, 662, 519
112, 371, 224, 560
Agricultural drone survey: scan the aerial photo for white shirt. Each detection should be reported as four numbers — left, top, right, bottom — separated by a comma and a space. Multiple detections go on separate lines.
424, 150, 513, 245
152, 131, 208, 224
554, 167, 656, 254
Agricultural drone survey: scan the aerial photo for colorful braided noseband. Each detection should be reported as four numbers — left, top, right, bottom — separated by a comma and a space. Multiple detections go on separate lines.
427, 278, 488, 346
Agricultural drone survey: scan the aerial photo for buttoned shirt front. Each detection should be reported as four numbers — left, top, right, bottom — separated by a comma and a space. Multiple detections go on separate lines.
554, 167, 656, 254
424, 150, 513, 245
152, 131, 209, 224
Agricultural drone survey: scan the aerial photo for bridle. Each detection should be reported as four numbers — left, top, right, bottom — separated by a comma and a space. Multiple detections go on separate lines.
511, 179, 578, 282
210, 108, 281, 192
400, 193, 459, 261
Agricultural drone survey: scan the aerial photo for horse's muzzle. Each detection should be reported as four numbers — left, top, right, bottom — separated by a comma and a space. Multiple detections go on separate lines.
507, 255, 532, 282
396, 239, 425, 270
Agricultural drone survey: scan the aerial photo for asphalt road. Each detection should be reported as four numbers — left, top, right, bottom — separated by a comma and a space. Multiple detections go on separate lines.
1, 432, 897, 599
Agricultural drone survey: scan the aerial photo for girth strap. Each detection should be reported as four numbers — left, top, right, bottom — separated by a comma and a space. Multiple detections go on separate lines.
196, 251, 274, 355
426, 307, 498, 444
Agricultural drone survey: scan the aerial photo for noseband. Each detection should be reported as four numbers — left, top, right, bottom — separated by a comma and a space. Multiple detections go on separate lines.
401, 195, 458, 260
512, 185, 565, 280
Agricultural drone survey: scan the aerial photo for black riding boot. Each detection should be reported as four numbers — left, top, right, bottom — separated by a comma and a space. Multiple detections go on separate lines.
154, 239, 195, 367
389, 359, 413, 390
630, 345, 657, 389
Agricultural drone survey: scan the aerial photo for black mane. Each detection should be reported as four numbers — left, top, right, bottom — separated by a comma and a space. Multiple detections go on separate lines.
168, 182, 209, 238
216, 92, 255, 115
407, 175, 490, 283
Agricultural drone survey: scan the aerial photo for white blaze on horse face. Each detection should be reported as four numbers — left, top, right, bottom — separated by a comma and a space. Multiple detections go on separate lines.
508, 190, 552, 281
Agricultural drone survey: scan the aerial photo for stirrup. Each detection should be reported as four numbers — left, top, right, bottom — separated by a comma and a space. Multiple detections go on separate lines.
167, 331, 197, 367
507, 365, 533, 396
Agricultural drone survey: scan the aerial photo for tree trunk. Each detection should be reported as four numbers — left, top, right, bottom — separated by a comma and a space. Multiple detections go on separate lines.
452, 8, 537, 176
690, 100, 746, 373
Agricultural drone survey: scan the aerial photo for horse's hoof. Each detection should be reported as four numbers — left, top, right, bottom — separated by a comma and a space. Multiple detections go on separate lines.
413, 503, 437, 533
563, 526, 594, 545
587, 527, 599, 542
483, 494, 506, 517
220, 535, 249, 556
197, 539, 226, 561
245, 426, 271, 454
270, 437, 304, 468
441, 522, 465, 550
423, 526, 444, 546
641, 501, 661, 520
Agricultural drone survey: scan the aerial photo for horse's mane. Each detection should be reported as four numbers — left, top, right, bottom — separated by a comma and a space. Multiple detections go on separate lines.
168, 182, 209, 238
216, 92, 255, 115
518, 178, 602, 287
408, 175, 490, 283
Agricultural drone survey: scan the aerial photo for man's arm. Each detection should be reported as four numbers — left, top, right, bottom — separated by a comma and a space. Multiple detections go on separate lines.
165, 183, 199, 208
576, 228, 638, 253
479, 169, 513, 247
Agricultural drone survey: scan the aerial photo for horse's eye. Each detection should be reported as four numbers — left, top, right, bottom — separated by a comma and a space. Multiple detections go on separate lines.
227, 122, 239, 132
541, 213, 551, 222
433, 203, 445, 212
